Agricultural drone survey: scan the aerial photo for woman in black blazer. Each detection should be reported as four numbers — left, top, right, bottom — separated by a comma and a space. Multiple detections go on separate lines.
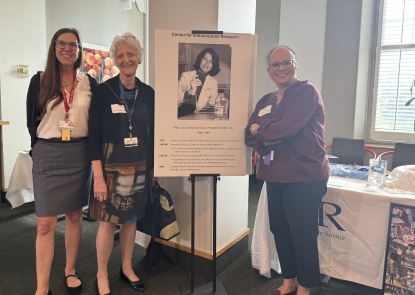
88, 32, 154, 295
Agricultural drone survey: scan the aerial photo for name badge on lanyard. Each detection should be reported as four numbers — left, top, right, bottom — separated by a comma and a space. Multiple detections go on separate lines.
119, 79, 139, 147
124, 137, 138, 147
111, 104, 127, 113
258, 105, 272, 117
60, 71, 76, 141
263, 150, 274, 165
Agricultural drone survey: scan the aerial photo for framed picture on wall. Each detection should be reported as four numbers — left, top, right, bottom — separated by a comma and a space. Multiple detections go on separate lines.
81, 43, 118, 84
383, 203, 415, 295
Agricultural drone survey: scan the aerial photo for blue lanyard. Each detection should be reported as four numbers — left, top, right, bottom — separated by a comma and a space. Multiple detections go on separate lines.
118, 79, 138, 137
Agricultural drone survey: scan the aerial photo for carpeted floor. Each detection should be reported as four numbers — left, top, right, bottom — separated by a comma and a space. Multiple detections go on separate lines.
0, 180, 382, 295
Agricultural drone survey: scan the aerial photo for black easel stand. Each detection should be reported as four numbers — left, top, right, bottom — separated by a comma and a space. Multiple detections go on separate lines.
180, 174, 227, 295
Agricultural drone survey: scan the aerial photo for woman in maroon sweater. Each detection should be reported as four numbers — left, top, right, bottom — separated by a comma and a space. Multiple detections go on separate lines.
245, 45, 330, 295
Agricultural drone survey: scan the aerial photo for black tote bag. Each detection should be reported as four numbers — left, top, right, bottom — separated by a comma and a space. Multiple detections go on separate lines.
137, 181, 180, 241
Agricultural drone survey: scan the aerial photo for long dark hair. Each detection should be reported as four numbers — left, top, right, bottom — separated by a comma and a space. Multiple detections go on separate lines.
193, 47, 220, 76
38, 28, 83, 119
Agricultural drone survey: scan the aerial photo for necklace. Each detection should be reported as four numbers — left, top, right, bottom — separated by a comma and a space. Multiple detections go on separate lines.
61, 72, 75, 87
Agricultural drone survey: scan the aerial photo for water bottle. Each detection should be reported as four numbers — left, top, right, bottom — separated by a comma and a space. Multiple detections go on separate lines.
368, 158, 387, 186
215, 90, 228, 120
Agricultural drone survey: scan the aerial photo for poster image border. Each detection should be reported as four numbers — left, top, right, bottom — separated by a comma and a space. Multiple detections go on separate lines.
382, 202, 415, 295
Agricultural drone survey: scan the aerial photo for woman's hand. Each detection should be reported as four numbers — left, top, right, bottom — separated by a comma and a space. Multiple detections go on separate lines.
189, 75, 201, 95
250, 123, 260, 136
92, 160, 107, 202
94, 175, 108, 202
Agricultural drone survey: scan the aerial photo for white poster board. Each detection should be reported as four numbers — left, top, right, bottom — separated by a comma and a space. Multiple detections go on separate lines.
154, 30, 256, 177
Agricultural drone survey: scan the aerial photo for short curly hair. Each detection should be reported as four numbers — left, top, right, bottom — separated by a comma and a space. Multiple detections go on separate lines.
109, 32, 144, 65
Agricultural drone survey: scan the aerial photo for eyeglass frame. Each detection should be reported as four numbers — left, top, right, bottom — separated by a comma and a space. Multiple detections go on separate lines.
54, 40, 80, 50
268, 60, 295, 70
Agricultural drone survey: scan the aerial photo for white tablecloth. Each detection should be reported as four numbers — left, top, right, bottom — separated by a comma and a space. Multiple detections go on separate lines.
5, 151, 34, 208
251, 183, 281, 277
252, 177, 415, 289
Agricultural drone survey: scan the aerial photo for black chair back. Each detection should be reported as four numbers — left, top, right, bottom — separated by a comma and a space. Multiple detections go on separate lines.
331, 137, 365, 165
392, 142, 415, 169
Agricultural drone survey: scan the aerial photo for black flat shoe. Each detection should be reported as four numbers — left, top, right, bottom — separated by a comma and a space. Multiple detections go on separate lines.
64, 273, 82, 295
267, 288, 297, 295
95, 278, 112, 295
119, 266, 145, 291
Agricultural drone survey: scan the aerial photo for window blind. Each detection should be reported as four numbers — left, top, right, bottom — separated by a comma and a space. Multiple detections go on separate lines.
373, 0, 415, 135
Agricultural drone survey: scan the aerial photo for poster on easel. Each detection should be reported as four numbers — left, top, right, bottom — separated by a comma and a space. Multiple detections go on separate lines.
154, 30, 257, 177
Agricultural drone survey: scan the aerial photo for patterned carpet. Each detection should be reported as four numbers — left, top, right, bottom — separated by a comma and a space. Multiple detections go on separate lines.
0, 180, 382, 295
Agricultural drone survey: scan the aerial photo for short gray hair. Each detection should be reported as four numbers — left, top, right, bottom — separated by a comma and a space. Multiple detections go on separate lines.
109, 32, 144, 65
266, 45, 298, 66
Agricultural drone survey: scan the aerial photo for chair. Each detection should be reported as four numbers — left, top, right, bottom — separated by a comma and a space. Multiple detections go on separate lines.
379, 142, 415, 170
325, 137, 376, 165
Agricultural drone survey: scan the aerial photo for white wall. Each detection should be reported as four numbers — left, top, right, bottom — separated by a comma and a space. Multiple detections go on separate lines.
254, 0, 281, 103
0, 1, 376, 225
322, 0, 364, 143
149, 0, 250, 254
277, 0, 372, 145
149, 0, 219, 253
148, 0, 218, 88
218, 0, 256, 34
0, 0, 47, 188
279, 0, 327, 92
217, 0, 253, 250
354, 0, 374, 140
0, 0, 147, 191
0, 0, 146, 189
45, 0, 145, 80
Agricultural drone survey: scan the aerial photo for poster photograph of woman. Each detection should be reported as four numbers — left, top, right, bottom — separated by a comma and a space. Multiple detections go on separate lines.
177, 43, 231, 120
154, 30, 256, 176
383, 203, 415, 295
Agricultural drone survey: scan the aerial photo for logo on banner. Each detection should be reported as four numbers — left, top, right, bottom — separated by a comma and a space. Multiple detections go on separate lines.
318, 202, 346, 240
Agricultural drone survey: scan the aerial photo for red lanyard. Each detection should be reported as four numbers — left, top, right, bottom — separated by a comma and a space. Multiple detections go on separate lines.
61, 71, 76, 120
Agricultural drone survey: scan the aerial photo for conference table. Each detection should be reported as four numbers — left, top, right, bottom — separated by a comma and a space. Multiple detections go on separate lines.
251, 176, 415, 290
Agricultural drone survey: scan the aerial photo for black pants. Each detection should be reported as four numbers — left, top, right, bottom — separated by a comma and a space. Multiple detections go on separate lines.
266, 179, 328, 288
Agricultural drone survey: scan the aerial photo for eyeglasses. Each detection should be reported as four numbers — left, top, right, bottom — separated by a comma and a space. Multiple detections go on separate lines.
55, 40, 79, 50
121, 35, 135, 40
268, 60, 295, 69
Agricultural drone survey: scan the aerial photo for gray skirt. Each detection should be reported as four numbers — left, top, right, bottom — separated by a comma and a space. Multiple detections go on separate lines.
32, 138, 91, 217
